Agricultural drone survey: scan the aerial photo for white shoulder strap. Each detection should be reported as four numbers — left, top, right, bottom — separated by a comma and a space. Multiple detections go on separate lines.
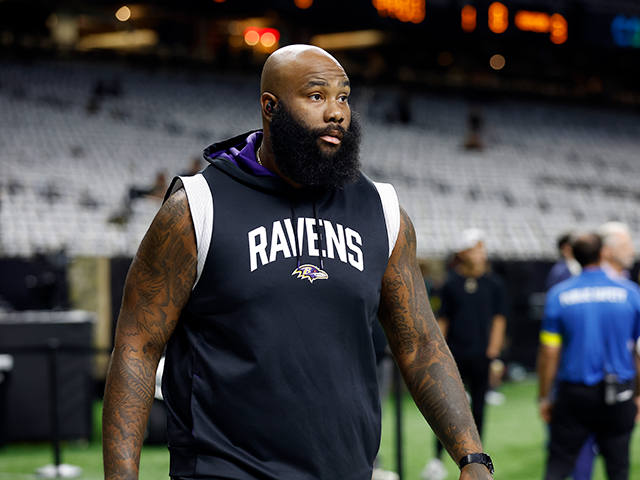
170, 174, 213, 289
373, 182, 400, 258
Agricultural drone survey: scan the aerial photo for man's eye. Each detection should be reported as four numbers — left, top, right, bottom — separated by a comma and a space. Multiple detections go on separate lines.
339, 95, 349, 103
311, 94, 322, 101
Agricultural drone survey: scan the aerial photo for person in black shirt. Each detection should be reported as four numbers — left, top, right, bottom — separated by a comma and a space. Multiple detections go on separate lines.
102, 45, 495, 480
423, 228, 506, 480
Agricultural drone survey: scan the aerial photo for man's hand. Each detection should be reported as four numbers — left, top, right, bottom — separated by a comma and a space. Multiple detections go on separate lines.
485, 346, 501, 360
539, 397, 554, 424
536, 342, 560, 425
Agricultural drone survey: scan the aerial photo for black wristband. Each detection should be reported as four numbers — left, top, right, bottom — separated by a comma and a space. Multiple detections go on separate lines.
459, 453, 494, 475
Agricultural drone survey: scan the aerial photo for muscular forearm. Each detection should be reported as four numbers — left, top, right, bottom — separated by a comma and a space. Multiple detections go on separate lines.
103, 344, 160, 479
379, 207, 484, 465
102, 189, 197, 479
396, 329, 483, 462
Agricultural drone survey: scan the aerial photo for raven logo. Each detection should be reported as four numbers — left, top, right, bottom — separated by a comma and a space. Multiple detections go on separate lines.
292, 264, 329, 283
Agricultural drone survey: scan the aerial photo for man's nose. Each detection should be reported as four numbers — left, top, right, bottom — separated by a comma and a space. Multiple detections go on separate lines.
324, 99, 345, 124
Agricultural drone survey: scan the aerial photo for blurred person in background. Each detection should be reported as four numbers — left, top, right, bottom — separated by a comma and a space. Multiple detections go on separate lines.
537, 233, 640, 480
181, 157, 204, 177
463, 105, 484, 151
566, 222, 639, 480
109, 171, 169, 224
597, 222, 636, 281
102, 45, 494, 480
545, 232, 581, 292
545, 232, 594, 480
422, 228, 506, 480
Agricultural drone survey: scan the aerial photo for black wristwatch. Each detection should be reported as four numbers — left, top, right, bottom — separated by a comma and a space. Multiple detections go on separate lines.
459, 453, 494, 475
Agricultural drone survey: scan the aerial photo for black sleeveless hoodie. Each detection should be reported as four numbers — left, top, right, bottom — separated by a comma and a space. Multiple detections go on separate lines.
163, 132, 392, 479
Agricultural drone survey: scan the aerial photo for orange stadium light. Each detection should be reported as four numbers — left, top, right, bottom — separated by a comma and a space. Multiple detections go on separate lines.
550, 14, 568, 44
515, 11, 550, 33
515, 10, 567, 44
260, 31, 277, 48
488, 2, 508, 34
243, 27, 281, 48
295, 0, 313, 8
461, 5, 477, 33
244, 29, 260, 46
372, 0, 426, 24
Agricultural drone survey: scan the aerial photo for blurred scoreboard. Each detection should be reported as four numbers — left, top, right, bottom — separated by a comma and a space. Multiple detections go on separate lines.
457, 2, 568, 44
363, 0, 640, 50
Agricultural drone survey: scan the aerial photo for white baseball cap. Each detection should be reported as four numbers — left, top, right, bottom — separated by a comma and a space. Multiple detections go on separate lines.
456, 228, 486, 253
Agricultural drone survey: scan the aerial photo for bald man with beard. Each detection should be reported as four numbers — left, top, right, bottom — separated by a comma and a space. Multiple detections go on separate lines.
102, 45, 493, 480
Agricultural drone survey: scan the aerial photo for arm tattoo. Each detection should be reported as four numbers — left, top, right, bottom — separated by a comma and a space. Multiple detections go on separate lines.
382, 272, 416, 354
379, 207, 483, 464
103, 190, 197, 480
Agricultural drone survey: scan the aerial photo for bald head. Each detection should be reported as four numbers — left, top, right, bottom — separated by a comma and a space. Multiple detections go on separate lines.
257, 44, 357, 188
261, 45, 345, 98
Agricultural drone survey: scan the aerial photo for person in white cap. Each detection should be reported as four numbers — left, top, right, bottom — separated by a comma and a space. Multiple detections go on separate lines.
422, 228, 507, 480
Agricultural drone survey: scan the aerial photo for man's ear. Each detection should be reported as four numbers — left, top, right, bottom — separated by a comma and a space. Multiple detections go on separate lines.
261, 93, 277, 118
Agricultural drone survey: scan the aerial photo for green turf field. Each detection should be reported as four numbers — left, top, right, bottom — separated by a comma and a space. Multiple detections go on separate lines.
0, 379, 638, 479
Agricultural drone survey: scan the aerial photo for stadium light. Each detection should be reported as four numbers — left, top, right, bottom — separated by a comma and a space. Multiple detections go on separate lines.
515, 10, 568, 44
115, 6, 131, 22
243, 27, 281, 48
311, 30, 386, 50
490, 54, 505, 70
372, 0, 426, 24
611, 14, 640, 48
78, 29, 158, 50
295, 0, 313, 8
549, 14, 568, 44
488, 2, 508, 34
515, 11, 550, 33
261, 31, 277, 47
244, 29, 260, 46
461, 5, 476, 33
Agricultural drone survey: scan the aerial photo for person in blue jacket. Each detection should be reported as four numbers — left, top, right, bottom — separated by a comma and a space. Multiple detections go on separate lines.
538, 232, 640, 480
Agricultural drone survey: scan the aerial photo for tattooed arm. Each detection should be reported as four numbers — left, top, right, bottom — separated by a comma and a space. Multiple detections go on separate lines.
102, 189, 197, 480
378, 207, 492, 480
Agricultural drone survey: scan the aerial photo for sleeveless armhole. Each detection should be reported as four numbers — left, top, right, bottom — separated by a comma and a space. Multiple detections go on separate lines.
373, 182, 400, 258
167, 174, 213, 289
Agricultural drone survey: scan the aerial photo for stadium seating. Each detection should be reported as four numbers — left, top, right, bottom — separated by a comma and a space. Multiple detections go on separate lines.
1, 59, 639, 260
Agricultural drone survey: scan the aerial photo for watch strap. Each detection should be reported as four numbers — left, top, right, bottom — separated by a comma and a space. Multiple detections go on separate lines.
459, 453, 494, 475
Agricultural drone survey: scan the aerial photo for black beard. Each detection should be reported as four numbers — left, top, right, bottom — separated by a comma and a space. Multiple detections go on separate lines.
268, 102, 363, 188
